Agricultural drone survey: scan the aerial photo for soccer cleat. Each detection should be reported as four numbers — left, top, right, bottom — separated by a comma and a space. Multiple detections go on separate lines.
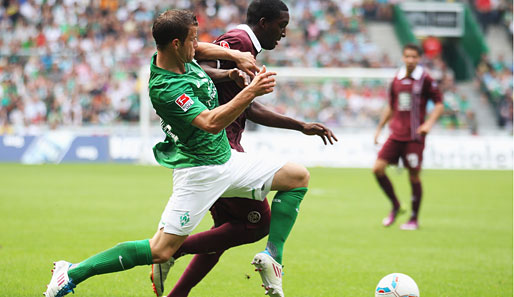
251, 252, 284, 297
382, 208, 405, 227
150, 258, 175, 297
382, 211, 397, 227
43, 261, 76, 297
400, 219, 419, 230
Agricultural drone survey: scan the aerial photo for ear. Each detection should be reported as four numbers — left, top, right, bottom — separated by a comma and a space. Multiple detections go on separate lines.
258, 17, 267, 28
171, 38, 181, 49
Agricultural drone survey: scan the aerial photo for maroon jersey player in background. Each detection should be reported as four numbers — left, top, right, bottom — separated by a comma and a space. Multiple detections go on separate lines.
150, 1, 337, 297
373, 43, 444, 231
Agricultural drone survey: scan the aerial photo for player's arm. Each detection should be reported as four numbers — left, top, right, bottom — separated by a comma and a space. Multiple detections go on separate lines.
247, 102, 338, 145
195, 42, 259, 77
374, 85, 395, 144
200, 61, 251, 88
417, 78, 444, 135
192, 66, 275, 134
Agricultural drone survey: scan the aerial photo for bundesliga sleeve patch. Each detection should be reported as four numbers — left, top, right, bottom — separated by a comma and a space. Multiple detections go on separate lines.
219, 41, 230, 49
175, 93, 194, 112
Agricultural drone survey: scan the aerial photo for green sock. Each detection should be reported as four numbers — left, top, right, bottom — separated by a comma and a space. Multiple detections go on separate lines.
266, 187, 307, 264
68, 239, 153, 285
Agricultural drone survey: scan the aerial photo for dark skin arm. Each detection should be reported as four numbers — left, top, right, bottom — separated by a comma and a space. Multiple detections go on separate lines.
199, 62, 337, 145
247, 101, 338, 145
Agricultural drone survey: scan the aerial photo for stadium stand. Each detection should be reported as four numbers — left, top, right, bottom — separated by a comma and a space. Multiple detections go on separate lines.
0, 0, 511, 134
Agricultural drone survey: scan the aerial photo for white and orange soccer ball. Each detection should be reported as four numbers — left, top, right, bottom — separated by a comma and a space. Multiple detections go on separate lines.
375, 273, 420, 297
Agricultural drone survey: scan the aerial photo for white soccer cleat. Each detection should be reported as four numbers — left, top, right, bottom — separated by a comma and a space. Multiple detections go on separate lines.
150, 258, 175, 297
252, 252, 284, 297
43, 260, 75, 297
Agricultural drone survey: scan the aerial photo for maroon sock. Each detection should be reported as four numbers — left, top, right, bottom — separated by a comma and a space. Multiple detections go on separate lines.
410, 181, 422, 220
168, 252, 223, 297
173, 221, 268, 259
168, 221, 268, 297
376, 174, 400, 210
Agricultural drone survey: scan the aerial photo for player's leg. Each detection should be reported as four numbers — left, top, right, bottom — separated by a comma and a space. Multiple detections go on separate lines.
400, 142, 424, 230
44, 229, 183, 297
45, 164, 231, 297
155, 199, 270, 297
249, 162, 309, 297
222, 152, 308, 297
168, 252, 225, 297
373, 138, 402, 226
265, 161, 309, 264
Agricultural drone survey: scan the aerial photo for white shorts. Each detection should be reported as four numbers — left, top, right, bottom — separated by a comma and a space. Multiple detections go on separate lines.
158, 150, 286, 236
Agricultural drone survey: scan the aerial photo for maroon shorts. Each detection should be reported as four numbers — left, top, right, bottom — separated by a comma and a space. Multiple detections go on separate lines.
209, 198, 271, 230
377, 137, 425, 170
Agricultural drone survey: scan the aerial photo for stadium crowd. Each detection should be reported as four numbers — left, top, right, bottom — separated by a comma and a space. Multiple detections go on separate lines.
0, 0, 510, 134
476, 54, 513, 131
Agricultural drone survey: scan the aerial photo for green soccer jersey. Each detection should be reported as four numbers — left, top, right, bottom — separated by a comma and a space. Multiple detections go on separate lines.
148, 54, 231, 168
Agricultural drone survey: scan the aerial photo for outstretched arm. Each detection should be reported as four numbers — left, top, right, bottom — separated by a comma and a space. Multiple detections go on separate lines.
247, 101, 338, 145
192, 66, 276, 134
195, 42, 259, 77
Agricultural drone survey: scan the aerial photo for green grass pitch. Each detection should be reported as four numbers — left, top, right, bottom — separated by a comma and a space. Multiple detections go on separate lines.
0, 163, 511, 296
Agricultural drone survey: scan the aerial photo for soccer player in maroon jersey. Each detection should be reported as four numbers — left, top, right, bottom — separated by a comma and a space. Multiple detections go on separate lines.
373, 43, 444, 231
149, 1, 337, 297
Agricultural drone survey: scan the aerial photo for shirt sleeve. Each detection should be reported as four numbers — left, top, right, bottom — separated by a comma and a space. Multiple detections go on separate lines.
158, 83, 208, 125
214, 34, 249, 70
424, 75, 442, 104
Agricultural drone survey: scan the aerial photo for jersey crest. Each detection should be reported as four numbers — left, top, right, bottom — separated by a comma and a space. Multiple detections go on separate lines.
175, 93, 194, 112
219, 41, 230, 49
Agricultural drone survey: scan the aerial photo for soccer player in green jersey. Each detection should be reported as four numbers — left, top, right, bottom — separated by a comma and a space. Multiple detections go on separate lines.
44, 9, 309, 297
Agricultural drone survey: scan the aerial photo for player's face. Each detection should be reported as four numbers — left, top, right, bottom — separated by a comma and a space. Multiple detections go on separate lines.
261, 11, 289, 50
178, 26, 198, 63
402, 48, 420, 73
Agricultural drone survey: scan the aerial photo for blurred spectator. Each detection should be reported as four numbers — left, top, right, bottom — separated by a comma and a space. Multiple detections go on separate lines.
422, 36, 442, 60
476, 54, 513, 130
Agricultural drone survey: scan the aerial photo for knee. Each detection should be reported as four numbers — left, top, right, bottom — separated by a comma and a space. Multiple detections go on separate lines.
373, 166, 385, 177
373, 160, 386, 176
296, 166, 310, 188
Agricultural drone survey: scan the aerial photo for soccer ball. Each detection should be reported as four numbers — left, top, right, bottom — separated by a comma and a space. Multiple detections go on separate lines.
375, 273, 420, 297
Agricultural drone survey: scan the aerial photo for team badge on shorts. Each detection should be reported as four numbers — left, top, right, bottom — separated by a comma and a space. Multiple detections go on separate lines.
247, 211, 261, 223
180, 211, 190, 227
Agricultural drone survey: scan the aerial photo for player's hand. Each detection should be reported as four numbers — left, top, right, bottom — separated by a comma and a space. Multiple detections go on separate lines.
374, 130, 381, 145
234, 51, 259, 78
416, 122, 431, 136
228, 68, 251, 88
301, 122, 338, 145
247, 65, 276, 97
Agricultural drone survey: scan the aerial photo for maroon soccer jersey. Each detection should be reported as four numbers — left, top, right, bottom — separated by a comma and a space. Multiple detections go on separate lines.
213, 25, 261, 152
388, 65, 442, 142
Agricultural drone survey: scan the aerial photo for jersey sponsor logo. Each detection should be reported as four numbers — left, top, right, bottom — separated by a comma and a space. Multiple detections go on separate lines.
175, 93, 194, 112
247, 211, 261, 223
219, 41, 230, 49
398, 92, 412, 111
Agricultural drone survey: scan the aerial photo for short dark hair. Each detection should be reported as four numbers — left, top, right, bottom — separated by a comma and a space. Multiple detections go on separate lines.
403, 43, 422, 56
152, 10, 198, 50
246, 0, 288, 26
